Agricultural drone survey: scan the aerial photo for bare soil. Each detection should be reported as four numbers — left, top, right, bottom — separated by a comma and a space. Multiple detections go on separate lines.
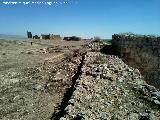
0, 38, 88, 120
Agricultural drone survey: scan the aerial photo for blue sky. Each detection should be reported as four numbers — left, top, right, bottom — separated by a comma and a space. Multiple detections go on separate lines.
0, 0, 160, 38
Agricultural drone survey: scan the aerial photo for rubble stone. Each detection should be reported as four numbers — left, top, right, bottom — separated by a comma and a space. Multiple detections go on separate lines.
61, 51, 160, 120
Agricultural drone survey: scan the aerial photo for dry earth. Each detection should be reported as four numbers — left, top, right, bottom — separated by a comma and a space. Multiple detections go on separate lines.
0, 38, 88, 120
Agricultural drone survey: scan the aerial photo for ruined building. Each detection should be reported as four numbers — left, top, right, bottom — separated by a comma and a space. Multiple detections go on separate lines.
63, 36, 81, 41
33, 35, 40, 39
50, 34, 62, 40
26, 31, 79, 41
41, 34, 50, 39
40, 34, 62, 40
27, 31, 32, 38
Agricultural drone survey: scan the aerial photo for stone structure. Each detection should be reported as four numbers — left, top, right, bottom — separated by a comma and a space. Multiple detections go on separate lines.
40, 34, 62, 40
63, 36, 81, 41
50, 34, 62, 40
27, 31, 32, 38
112, 33, 160, 89
41, 34, 50, 39
59, 52, 160, 120
33, 35, 40, 39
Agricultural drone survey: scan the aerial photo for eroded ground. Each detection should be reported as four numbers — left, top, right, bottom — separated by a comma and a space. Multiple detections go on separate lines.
0, 39, 88, 120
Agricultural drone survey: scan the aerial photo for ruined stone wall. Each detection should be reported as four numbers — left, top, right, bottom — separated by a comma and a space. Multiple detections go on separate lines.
112, 34, 160, 89
50, 35, 62, 40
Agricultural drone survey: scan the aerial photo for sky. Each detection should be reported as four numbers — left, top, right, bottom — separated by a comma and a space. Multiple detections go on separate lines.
0, 0, 160, 38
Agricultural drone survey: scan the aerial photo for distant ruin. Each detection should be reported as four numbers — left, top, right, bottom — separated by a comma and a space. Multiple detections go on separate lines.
27, 31, 62, 40
33, 35, 40, 39
26, 31, 82, 41
112, 33, 160, 89
27, 31, 32, 38
41, 34, 50, 39
50, 34, 61, 40
63, 36, 81, 41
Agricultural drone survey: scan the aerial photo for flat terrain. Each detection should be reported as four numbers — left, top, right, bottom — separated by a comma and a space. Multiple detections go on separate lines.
0, 38, 88, 120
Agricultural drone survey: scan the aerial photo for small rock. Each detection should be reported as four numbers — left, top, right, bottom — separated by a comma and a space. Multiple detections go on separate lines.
111, 74, 117, 81
86, 71, 91, 76
64, 105, 72, 113
68, 99, 74, 104
91, 72, 98, 78
152, 92, 160, 98
13, 95, 21, 100
114, 69, 119, 73
95, 94, 100, 98
74, 114, 84, 120
149, 111, 158, 120
128, 113, 139, 120
60, 117, 66, 120
111, 115, 121, 120
153, 100, 160, 105
139, 115, 150, 120
134, 69, 140, 75
118, 77, 124, 82
122, 72, 128, 78
27, 51, 34, 54
100, 112, 108, 119
100, 74, 107, 79
34, 85, 43, 91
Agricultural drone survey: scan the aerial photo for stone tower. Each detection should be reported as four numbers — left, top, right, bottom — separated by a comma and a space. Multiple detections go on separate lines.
27, 31, 32, 38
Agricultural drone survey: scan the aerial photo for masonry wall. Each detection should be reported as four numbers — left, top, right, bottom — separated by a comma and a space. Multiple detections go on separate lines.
112, 34, 160, 89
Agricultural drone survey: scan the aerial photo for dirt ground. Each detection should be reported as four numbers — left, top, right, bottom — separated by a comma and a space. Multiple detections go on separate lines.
0, 38, 88, 120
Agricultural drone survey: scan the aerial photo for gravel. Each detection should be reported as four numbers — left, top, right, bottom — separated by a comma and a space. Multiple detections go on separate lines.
61, 52, 160, 120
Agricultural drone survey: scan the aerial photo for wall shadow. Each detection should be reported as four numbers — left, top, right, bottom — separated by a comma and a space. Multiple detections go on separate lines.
100, 45, 120, 56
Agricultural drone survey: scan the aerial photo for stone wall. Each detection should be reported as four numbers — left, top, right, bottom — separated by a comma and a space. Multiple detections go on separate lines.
112, 33, 160, 89
50, 34, 62, 40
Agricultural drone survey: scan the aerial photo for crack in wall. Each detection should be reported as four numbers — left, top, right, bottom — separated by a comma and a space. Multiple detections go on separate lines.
51, 53, 86, 120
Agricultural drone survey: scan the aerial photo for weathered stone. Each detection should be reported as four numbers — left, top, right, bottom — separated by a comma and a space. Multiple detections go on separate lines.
139, 115, 150, 120
60, 117, 67, 120
111, 74, 117, 81
112, 33, 160, 89
153, 100, 160, 105
111, 115, 121, 120
27, 51, 34, 54
114, 69, 119, 73
62, 52, 160, 120
128, 113, 139, 120
152, 92, 160, 98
